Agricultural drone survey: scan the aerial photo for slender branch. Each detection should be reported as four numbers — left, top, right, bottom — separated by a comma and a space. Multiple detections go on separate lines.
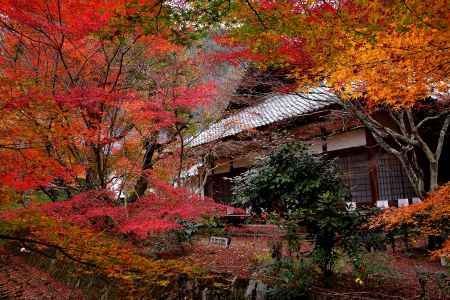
73, 47, 103, 83
0, 20, 53, 48
110, 47, 131, 92
389, 110, 408, 138
245, 0, 267, 30
102, 43, 122, 88
417, 111, 450, 129
0, 234, 96, 267
436, 114, 450, 160
56, 46, 75, 85
176, 126, 185, 183
342, 102, 413, 145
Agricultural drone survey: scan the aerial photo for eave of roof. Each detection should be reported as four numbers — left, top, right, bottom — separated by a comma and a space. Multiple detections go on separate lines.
186, 87, 340, 148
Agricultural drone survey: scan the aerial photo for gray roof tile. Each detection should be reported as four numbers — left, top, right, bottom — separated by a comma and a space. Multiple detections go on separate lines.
186, 87, 339, 147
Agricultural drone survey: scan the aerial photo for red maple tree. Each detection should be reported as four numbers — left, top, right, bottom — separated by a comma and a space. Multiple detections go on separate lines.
0, 0, 227, 240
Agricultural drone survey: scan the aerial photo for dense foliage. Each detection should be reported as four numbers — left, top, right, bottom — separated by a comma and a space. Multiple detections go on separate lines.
233, 143, 366, 277
0, 0, 231, 232
0, 211, 212, 299
233, 143, 347, 214
224, 0, 449, 107
370, 182, 450, 256
0, 1, 448, 298
0, 2, 235, 295
216, 0, 450, 195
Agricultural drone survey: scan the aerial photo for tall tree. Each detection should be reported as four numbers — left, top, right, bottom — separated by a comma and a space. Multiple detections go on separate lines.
0, 1, 239, 267
0, 0, 216, 201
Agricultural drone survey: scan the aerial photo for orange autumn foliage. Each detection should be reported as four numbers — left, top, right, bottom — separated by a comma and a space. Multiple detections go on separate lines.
370, 183, 450, 256
433, 240, 450, 258
225, 0, 449, 107
370, 183, 450, 232
1, 212, 198, 298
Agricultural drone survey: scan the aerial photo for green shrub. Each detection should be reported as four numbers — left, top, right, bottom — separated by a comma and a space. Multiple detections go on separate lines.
176, 219, 201, 243
265, 257, 317, 300
198, 215, 226, 237
233, 143, 347, 216
352, 251, 401, 285
233, 143, 357, 278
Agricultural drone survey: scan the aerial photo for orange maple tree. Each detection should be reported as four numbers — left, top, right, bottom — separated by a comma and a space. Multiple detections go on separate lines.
222, 0, 449, 106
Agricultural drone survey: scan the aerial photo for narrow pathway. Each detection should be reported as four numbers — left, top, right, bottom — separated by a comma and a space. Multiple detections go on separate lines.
0, 254, 84, 300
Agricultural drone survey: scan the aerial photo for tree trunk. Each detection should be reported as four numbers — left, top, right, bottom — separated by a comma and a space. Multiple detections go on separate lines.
429, 161, 439, 192
127, 138, 158, 203
86, 167, 99, 189
397, 154, 426, 198
342, 101, 448, 197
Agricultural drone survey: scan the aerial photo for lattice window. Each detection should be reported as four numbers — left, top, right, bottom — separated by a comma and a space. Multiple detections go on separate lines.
377, 153, 416, 201
336, 152, 372, 203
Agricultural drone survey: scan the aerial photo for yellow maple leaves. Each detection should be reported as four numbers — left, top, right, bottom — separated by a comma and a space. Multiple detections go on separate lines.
229, 0, 450, 108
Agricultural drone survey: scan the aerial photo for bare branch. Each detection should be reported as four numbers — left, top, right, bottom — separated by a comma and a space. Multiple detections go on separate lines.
245, 0, 267, 30
0, 234, 96, 267
436, 114, 450, 160
406, 109, 436, 162
417, 111, 450, 129
389, 110, 409, 137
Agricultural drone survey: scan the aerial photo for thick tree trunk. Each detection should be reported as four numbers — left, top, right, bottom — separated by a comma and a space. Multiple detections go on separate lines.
127, 138, 158, 203
85, 167, 99, 190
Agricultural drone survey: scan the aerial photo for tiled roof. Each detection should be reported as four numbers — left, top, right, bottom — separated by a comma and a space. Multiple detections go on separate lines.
186, 87, 340, 147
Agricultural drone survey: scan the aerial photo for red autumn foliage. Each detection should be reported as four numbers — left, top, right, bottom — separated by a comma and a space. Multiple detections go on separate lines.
23, 178, 229, 239
0, 0, 215, 191
0, 0, 226, 245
